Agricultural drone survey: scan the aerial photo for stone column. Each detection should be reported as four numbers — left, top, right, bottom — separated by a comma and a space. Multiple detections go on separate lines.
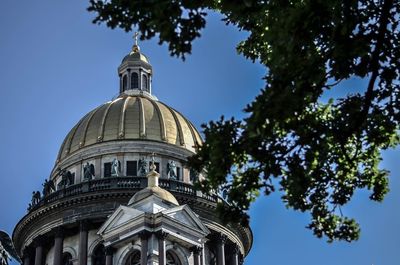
105, 247, 114, 265
53, 227, 64, 265
23, 249, 31, 265
157, 232, 168, 265
191, 246, 202, 265
217, 234, 227, 265
33, 237, 44, 265
140, 231, 149, 265
78, 221, 89, 265
231, 245, 239, 265
127, 69, 131, 90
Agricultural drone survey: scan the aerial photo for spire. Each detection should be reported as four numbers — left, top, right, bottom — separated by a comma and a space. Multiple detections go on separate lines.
146, 153, 159, 187
132, 32, 140, 53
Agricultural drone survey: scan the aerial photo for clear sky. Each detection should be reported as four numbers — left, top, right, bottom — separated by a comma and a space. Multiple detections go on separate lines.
0, 1, 399, 265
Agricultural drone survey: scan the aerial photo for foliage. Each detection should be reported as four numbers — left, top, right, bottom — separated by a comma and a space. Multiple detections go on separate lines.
88, 0, 400, 242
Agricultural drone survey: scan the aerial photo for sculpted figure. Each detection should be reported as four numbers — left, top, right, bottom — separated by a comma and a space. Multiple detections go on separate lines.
167, 161, 177, 180
111, 158, 121, 177
83, 162, 95, 180
138, 158, 147, 176
42, 179, 55, 197
31, 191, 41, 206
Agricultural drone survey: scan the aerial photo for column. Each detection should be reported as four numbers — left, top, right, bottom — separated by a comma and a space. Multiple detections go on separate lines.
23, 249, 31, 265
78, 221, 89, 265
217, 234, 227, 265
127, 69, 131, 90
232, 245, 239, 265
157, 232, 168, 265
140, 231, 149, 265
33, 237, 44, 265
191, 246, 202, 265
53, 227, 64, 265
105, 247, 114, 265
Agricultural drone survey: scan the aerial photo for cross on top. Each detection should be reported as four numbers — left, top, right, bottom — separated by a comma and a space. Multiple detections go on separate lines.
133, 32, 139, 46
132, 32, 140, 52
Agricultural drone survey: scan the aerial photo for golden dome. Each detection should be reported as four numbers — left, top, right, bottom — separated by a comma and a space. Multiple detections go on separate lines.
128, 186, 179, 206
57, 95, 202, 162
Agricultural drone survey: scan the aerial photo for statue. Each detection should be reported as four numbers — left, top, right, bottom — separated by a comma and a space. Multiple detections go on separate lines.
167, 161, 177, 180
111, 158, 121, 177
138, 157, 147, 176
58, 170, 75, 189
42, 179, 55, 197
83, 162, 95, 181
0, 230, 21, 265
31, 191, 41, 206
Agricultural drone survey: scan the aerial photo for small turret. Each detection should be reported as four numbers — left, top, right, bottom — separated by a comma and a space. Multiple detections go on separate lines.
118, 33, 153, 95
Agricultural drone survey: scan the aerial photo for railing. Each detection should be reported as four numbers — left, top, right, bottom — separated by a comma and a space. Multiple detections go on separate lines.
29, 177, 217, 212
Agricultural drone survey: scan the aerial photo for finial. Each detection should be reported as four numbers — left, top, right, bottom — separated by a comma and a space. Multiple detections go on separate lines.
132, 32, 140, 52
146, 153, 159, 187
149, 153, 156, 172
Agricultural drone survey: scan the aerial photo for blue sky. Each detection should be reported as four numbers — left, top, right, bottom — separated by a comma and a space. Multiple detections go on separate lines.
0, 1, 399, 265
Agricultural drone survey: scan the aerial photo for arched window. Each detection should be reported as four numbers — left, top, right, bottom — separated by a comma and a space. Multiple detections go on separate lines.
166, 250, 181, 265
62, 252, 73, 265
125, 250, 140, 265
131, 73, 139, 89
92, 244, 106, 265
142, 75, 148, 91
123, 75, 128, 91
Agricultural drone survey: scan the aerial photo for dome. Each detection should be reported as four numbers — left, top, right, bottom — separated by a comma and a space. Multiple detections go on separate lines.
128, 186, 179, 206
122, 50, 150, 64
57, 94, 202, 162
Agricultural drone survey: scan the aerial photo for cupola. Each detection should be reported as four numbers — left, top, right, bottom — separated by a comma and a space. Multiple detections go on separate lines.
118, 33, 153, 95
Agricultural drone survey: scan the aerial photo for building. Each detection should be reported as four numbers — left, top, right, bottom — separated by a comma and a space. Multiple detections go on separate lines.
12, 39, 252, 265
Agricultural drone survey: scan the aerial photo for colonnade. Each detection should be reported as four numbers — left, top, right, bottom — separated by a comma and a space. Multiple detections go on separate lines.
23, 223, 241, 265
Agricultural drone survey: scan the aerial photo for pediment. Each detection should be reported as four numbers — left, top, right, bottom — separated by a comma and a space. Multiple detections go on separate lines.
98, 205, 144, 235
162, 205, 210, 234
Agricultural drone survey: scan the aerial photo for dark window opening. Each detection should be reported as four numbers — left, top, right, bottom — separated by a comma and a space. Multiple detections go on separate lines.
131, 73, 139, 89
62, 252, 72, 265
92, 244, 106, 265
142, 75, 148, 91
166, 251, 181, 265
104, 162, 112, 178
125, 250, 140, 265
176, 167, 181, 181
126, 161, 138, 176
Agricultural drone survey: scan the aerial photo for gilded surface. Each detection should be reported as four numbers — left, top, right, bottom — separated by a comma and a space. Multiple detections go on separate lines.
58, 95, 202, 161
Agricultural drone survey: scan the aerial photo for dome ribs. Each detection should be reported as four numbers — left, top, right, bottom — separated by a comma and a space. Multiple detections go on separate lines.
150, 100, 167, 142
97, 98, 121, 142
159, 101, 185, 147
137, 97, 146, 138
80, 106, 101, 147
178, 112, 201, 151
63, 112, 91, 159
118, 97, 131, 139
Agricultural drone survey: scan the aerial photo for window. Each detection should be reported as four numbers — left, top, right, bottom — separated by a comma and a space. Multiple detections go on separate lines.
92, 244, 106, 265
176, 167, 181, 181
166, 251, 181, 265
123, 75, 128, 91
131, 73, 139, 89
104, 162, 112, 178
126, 161, 138, 176
142, 75, 148, 91
62, 252, 72, 265
125, 251, 140, 265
